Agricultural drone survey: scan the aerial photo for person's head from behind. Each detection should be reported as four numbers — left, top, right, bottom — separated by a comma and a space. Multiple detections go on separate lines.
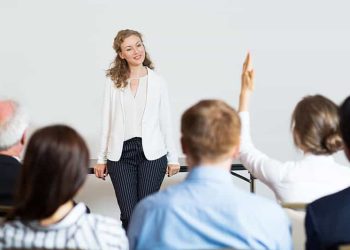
181, 100, 241, 167
339, 96, 350, 161
0, 99, 28, 156
291, 95, 343, 155
9, 125, 89, 221
107, 29, 154, 88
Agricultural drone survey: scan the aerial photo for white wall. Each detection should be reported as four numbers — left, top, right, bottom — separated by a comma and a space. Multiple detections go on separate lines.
1, 0, 350, 164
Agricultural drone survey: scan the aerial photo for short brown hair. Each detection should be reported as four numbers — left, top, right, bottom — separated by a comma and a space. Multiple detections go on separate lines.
292, 95, 343, 155
7, 125, 89, 221
181, 100, 241, 164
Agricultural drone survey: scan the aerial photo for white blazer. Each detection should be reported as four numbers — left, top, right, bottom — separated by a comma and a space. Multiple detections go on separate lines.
97, 68, 178, 165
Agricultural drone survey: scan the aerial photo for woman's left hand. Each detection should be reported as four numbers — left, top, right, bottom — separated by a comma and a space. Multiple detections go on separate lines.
166, 164, 180, 177
239, 52, 255, 112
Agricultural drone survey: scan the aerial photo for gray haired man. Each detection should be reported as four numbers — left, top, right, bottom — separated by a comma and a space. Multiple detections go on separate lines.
0, 99, 28, 206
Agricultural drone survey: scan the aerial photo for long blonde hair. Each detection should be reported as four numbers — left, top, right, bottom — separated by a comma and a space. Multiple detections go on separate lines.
106, 29, 154, 88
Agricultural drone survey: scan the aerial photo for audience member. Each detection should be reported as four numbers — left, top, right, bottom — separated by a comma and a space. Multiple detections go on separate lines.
0, 100, 27, 206
0, 125, 128, 249
127, 99, 292, 250
305, 96, 350, 249
238, 53, 350, 203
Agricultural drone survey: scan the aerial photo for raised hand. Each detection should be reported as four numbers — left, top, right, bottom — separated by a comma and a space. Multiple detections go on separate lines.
239, 53, 255, 112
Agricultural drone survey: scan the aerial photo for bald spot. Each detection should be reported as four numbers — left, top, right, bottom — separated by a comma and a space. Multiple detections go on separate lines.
0, 100, 15, 126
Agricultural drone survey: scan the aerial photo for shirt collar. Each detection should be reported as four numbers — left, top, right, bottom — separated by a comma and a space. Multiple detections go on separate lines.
186, 166, 233, 183
28, 202, 86, 230
302, 153, 335, 162
12, 155, 21, 162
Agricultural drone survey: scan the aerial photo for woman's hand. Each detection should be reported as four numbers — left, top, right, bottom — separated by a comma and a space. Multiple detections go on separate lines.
94, 163, 108, 180
239, 52, 255, 112
166, 164, 180, 177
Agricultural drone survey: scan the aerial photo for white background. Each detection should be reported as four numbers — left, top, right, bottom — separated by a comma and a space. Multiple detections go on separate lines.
1, 0, 350, 165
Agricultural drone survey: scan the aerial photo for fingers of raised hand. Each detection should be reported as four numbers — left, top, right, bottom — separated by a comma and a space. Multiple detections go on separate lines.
249, 69, 255, 90
242, 52, 251, 72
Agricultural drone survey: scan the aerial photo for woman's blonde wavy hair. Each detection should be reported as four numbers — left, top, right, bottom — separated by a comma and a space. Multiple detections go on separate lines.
106, 29, 154, 88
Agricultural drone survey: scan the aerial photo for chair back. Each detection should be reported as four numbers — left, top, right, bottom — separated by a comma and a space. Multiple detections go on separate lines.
281, 203, 308, 250
339, 245, 350, 250
281, 202, 307, 211
0, 204, 12, 217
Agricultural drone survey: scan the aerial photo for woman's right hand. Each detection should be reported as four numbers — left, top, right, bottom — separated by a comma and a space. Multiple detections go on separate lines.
239, 52, 255, 112
94, 164, 108, 180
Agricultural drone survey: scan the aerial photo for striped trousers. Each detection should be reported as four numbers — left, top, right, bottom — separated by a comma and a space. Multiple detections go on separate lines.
107, 137, 167, 230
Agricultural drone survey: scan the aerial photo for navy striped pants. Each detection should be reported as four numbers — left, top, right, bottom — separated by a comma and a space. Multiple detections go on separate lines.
107, 137, 167, 230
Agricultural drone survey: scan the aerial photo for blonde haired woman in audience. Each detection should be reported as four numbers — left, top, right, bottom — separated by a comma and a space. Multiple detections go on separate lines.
238, 53, 350, 203
0, 125, 128, 250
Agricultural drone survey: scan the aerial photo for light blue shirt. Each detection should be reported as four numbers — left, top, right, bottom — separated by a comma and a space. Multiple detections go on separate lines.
128, 166, 292, 250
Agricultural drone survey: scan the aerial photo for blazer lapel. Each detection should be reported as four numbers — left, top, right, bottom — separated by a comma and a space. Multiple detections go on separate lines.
143, 68, 154, 120
119, 87, 125, 121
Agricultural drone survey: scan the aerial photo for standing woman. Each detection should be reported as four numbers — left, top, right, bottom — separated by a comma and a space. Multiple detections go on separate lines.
94, 29, 180, 230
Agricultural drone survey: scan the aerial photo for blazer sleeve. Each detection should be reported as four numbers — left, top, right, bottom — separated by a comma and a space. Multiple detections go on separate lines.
239, 111, 292, 185
305, 204, 322, 249
97, 80, 112, 164
159, 78, 179, 165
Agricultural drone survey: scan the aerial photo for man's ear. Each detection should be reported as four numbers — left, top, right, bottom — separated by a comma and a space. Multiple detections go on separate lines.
344, 146, 350, 162
181, 136, 187, 155
20, 130, 26, 145
231, 145, 240, 160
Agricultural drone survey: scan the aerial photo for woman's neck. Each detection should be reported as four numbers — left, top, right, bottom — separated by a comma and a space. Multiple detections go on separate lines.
39, 200, 74, 226
129, 65, 147, 79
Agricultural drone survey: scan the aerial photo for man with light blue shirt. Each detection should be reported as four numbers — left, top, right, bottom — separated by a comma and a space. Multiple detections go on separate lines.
127, 99, 292, 250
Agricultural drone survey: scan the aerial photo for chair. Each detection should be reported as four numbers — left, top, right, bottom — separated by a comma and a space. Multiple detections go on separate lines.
281, 202, 307, 210
0, 204, 12, 217
281, 203, 308, 250
339, 245, 350, 250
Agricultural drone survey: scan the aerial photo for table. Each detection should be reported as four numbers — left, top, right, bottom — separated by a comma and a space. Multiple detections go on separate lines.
88, 163, 256, 193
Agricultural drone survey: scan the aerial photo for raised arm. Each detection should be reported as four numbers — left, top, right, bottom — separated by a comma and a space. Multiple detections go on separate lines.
239, 53, 255, 112
238, 53, 290, 187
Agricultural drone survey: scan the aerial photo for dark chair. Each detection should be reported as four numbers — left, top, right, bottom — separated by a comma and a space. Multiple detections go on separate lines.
0, 204, 12, 222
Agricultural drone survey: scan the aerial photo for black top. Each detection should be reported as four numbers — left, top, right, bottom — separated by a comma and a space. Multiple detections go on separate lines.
305, 186, 350, 250
0, 154, 21, 206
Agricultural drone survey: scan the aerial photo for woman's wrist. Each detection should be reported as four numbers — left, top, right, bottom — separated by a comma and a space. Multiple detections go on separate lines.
239, 93, 250, 112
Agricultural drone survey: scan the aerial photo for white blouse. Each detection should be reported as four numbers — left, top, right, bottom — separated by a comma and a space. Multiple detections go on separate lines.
239, 111, 350, 203
123, 76, 147, 141
97, 68, 178, 164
